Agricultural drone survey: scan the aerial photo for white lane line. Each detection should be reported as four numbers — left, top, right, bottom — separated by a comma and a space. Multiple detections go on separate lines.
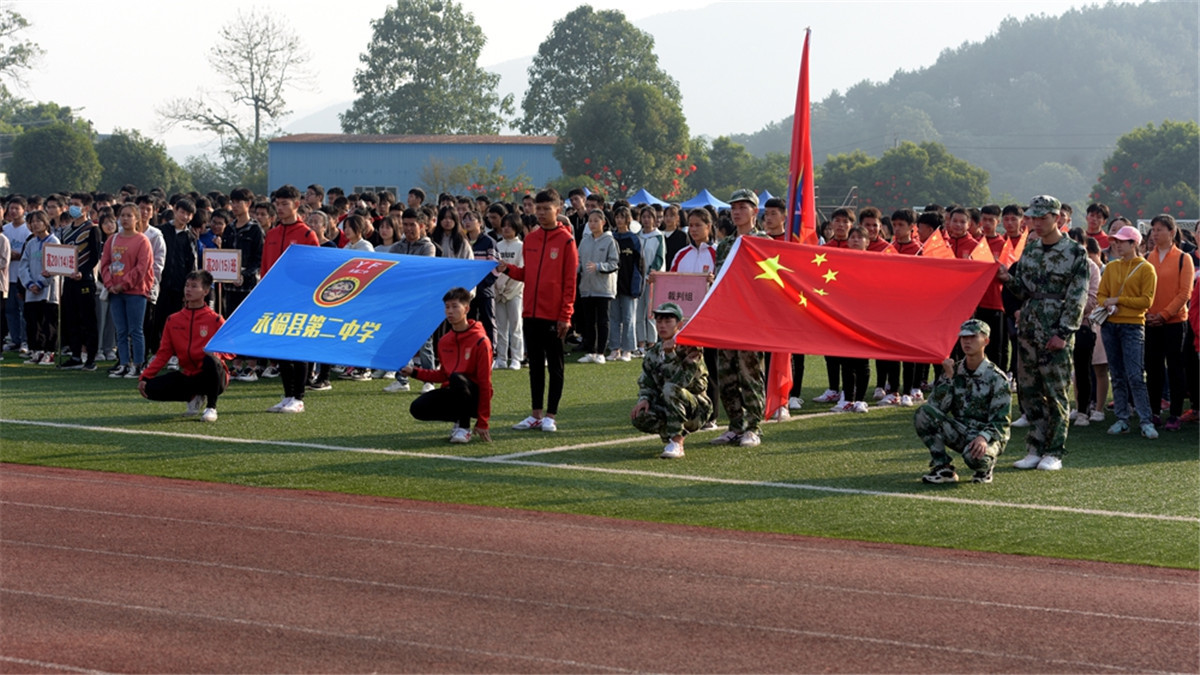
0, 655, 110, 674
0, 588, 637, 673
4, 418, 1197, 523
6, 535, 1194, 627
6, 489, 1195, 587
0, 557, 1172, 673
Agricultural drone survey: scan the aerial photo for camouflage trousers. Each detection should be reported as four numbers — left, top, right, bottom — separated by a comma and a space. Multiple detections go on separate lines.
1016, 334, 1074, 458
632, 383, 713, 441
717, 349, 765, 433
913, 404, 1002, 472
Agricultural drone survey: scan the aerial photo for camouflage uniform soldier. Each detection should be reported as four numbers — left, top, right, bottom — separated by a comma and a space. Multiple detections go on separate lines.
710, 188, 766, 447
916, 320, 1012, 484
631, 302, 712, 459
998, 195, 1089, 471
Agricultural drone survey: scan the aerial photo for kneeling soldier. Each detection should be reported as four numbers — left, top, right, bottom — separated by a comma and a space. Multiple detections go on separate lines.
631, 302, 713, 459
914, 319, 1012, 483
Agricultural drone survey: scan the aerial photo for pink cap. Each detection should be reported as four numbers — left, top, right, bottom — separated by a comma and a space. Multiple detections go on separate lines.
1110, 225, 1142, 246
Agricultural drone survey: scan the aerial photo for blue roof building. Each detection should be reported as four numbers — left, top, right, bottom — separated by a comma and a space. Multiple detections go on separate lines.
267, 134, 561, 196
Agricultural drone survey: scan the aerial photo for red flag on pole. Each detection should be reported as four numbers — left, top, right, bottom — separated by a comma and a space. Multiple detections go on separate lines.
768, 28, 816, 418
677, 237, 997, 362
921, 229, 955, 259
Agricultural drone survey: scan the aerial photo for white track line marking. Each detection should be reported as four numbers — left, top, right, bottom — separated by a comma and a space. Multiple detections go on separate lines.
7, 478, 1195, 586
5, 529, 1194, 626
3, 418, 1197, 523
1, 587, 636, 672
0, 655, 109, 674
0, 559, 1171, 673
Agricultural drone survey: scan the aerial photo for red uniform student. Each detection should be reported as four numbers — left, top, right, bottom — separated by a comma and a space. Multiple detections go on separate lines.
404, 287, 494, 444
139, 271, 232, 422
495, 188, 578, 432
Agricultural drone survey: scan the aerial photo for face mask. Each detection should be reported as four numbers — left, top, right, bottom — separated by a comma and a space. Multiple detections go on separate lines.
68, 205, 83, 219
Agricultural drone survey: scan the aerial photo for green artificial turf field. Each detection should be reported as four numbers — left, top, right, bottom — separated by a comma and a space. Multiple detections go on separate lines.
2, 355, 1196, 568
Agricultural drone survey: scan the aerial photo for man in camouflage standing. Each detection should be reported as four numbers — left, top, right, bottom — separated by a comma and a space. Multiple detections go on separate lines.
710, 189, 767, 447
997, 195, 1089, 471
916, 320, 1012, 484
631, 302, 712, 459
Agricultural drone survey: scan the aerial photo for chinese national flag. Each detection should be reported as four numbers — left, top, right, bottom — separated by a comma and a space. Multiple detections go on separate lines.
998, 230, 1028, 267
921, 229, 955, 259
677, 237, 998, 363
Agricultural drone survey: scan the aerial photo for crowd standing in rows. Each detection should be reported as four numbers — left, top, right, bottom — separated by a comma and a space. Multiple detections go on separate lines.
2, 184, 1196, 480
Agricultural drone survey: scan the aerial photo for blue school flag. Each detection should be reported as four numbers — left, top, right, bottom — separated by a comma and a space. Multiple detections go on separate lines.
205, 246, 497, 370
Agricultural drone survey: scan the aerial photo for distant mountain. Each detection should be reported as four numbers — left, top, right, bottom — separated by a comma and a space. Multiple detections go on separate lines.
732, 2, 1199, 205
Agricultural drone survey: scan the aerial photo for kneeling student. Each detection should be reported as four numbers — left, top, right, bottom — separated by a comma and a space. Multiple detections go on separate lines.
630, 302, 712, 459
138, 271, 231, 422
914, 319, 1011, 484
404, 287, 493, 443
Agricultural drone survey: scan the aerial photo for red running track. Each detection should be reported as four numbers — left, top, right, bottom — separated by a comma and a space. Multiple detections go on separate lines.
1, 463, 1197, 674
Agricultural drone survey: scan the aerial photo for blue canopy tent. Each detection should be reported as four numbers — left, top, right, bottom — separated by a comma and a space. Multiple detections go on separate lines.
627, 188, 670, 207
679, 189, 730, 210
757, 189, 775, 212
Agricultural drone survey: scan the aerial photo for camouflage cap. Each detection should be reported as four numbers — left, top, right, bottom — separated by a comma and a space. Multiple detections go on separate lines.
729, 188, 759, 208
1025, 195, 1062, 218
958, 319, 991, 337
652, 302, 684, 321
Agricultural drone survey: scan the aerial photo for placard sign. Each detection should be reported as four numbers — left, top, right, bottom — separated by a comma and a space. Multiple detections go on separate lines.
43, 244, 77, 276
647, 272, 710, 320
203, 249, 242, 283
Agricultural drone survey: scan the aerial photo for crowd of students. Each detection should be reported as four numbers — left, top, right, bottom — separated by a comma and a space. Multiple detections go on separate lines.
2, 183, 1196, 448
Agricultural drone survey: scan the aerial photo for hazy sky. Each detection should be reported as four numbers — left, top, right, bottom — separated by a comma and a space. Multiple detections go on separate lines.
13, 0, 1081, 157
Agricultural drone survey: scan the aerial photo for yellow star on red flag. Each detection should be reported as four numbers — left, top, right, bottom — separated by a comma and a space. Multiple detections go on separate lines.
811, 253, 828, 266
754, 255, 793, 288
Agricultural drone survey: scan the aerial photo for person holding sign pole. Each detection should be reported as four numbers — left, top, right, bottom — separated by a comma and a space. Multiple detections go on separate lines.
17, 211, 61, 366
58, 194, 103, 371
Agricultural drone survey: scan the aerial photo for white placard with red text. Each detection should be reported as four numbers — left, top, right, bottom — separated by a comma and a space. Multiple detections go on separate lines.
203, 249, 242, 283
43, 244, 77, 276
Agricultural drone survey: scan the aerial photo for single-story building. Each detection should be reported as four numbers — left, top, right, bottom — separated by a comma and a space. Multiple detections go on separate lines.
267, 134, 560, 196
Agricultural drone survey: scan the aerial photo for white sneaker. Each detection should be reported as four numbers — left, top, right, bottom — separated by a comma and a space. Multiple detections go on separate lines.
493, 358, 505, 370
1037, 455, 1063, 471
512, 415, 542, 430
879, 394, 898, 405
851, 401, 869, 413
872, 387, 887, 401
268, 397, 292, 413
167, 356, 179, 370
710, 430, 740, 445
594, 354, 606, 364
771, 406, 790, 421
814, 389, 840, 403
235, 368, 258, 382
1013, 451, 1041, 469
788, 396, 804, 411
1012, 414, 1030, 428
899, 394, 915, 407
738, 431, 761, 447
37, 352, 56, 365
262, 365, 280, 378
608, 349, 622, 361
1089, 410, 1105, 422
279, 398, 305, 413
910, 389, 925, 402
383, 380, 410, 392
508, 359, 521, 370
660, 440, 685, 459
421, 382, 435, 393
540, 417, 558, 432
200, 408, 218, 423
830, 401, 852, 413
578, 353, 596, 363
1072, 415, 1090, 427
449, 427, 471, 444
618, 351, 632, 362
184, 395, 204, 417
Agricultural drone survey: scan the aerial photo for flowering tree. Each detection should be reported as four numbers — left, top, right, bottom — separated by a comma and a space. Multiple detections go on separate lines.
1090, 120, 1198, 219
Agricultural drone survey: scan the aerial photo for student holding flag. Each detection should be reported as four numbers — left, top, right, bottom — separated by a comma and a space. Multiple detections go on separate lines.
260, 185, 319, 414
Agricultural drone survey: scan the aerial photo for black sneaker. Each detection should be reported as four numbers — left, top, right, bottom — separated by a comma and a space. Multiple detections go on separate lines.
59, 357, 85, 370
81, 361, 97, 372
125, 364, 143, 379
108, 365, 128, 378
971, 468, 993, 484
307, 380, 332, 391
921, 465, 958, 484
